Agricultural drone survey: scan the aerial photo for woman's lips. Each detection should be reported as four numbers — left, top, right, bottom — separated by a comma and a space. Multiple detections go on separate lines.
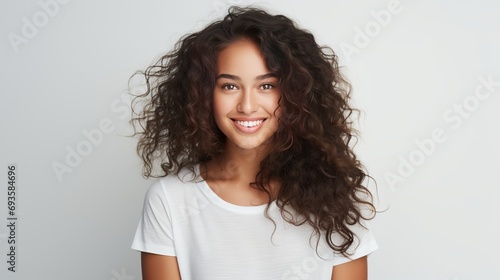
231, 118, 266, 133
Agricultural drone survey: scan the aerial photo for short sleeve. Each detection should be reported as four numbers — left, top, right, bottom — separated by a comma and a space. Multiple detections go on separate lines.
331, 221, 378, 266
131, 179, 176, 256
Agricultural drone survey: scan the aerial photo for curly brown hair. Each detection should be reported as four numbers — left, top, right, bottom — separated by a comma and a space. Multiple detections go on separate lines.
131, 6, 376, 257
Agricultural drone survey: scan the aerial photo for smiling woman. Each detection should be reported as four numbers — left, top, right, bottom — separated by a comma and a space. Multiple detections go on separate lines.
130, 6, 378, 280
213, 38, 281, 153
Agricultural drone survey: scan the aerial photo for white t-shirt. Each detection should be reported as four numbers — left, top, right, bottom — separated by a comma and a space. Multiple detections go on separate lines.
131, 165, 378, 279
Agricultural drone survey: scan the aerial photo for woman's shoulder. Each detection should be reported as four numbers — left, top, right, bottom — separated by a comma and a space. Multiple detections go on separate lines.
145, 165, 202, 200
158, 165, 200, 186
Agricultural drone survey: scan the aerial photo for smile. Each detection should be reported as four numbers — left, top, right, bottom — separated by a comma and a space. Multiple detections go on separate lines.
233, 119, 265, 128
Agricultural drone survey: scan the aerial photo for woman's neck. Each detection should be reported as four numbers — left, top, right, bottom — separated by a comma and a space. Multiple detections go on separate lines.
200, 143, 275, 206
210, 143, 267, 185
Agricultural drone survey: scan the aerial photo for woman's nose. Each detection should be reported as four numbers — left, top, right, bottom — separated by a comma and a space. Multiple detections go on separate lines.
237, 90, 258, 114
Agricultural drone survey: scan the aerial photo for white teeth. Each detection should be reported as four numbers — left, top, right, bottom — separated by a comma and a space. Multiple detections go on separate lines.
235, 120, 264, 127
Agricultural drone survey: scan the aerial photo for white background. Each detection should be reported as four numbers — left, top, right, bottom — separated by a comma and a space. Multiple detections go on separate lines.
1, 0, 499, 279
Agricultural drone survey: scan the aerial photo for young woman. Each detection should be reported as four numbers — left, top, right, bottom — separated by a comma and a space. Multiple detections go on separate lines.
131, 6, 378, 280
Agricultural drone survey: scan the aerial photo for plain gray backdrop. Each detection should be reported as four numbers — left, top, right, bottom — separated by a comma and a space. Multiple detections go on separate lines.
1, 0, 499, 279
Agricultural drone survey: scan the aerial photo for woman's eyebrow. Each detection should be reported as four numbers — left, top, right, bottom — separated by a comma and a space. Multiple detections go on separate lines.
216, 73, 277, 81
216, 73, 240, 81
255, 73, 277, 80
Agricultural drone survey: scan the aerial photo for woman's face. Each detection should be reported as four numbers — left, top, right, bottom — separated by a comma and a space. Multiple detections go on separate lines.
213, 39, 281, 153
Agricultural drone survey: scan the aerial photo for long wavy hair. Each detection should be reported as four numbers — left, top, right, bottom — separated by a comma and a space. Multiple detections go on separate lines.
131, 6, 376, 257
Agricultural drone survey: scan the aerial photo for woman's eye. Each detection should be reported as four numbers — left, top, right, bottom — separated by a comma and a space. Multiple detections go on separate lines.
260, 84, 274, 90
222, 84, 238, 90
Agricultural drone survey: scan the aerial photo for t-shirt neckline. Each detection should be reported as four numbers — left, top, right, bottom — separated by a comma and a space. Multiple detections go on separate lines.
194, 164, 276, 215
